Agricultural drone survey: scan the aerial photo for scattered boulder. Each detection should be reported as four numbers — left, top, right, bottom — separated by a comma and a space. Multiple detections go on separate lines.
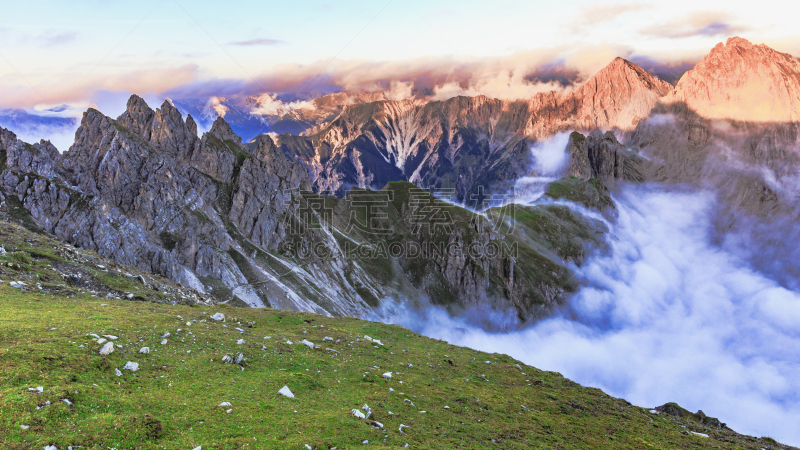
99, 342, 114, 355
115, 368, 122, 377
301, 339, 314, 349
139, 347, 150, 354
278, 386, 294, 398
210, 313, 225, 322
352, 409, 366, 419
382, 372, 392, 379
123, 361, 140, 372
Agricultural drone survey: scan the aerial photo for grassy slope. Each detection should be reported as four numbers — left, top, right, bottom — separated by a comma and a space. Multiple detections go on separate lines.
0, 289, 790, 450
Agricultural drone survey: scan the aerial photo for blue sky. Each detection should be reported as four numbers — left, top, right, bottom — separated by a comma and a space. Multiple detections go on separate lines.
1, 1, 798, 115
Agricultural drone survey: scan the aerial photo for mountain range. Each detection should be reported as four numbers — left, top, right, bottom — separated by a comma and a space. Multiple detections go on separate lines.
2, 36, 800, 322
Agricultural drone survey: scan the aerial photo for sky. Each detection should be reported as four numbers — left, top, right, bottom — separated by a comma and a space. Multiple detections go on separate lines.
2, 0, 799, 114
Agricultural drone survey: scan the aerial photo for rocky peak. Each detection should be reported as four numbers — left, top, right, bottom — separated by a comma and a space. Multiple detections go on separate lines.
670, 37, 800, 122
186, 114, 198, 137
149, 99, 196, 157
117, 94, 155, 138
1, 126, 17, 151
208, 116, 242, 146
567, 57, 673, 131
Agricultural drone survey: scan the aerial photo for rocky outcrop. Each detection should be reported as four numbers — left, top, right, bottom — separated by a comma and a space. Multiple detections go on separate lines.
566, 129, 643, 183
668, 37, 800, 122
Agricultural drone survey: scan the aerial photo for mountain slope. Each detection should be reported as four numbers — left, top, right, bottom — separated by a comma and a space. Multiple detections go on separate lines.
1, 288, 794, 449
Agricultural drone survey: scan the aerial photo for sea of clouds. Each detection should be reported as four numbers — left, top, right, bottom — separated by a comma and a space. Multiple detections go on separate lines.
377, 140, 800, 444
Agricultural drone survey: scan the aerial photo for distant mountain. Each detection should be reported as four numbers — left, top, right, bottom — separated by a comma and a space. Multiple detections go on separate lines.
270, 57, 668, 199
669, 37, 800, 122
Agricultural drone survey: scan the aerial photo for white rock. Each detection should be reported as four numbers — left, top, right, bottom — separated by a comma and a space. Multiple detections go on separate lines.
305, 445, 312, 450
352, 409, 366, 419
236, 339, 245, 345
690, 431, 709, 438
44, 446, 57, 450
389, 388, 394, 392
139, 347, 150, 354
123, 361, 139, 372
372, 421, 384, 428
99, 342, 114, 355
323, 336, 333, 342
649, 409, 659, 414
62, 399, 73, 406
301, 339, 314, 349
89, 334, 101, 339
444, 405, 450, 409
210, 313, 225, 322
20, 424, 29, 430
103, 335, 118, 340
160, 339, 168, 345
234, 353, 244, 364
218, 402, 232, 407
364, 335, 373, 342
192, 447, 201, 450
115, 368, 122, 377
10, 281, 27, 289
226, 409, 233, 414
161, 332, 171, 338
222, 354, 233, 363
485, 361, 491, 364
362, 404, 372, 418
96, 338, 107, 345
382, 372, 392, 379
278, 386, 294, 398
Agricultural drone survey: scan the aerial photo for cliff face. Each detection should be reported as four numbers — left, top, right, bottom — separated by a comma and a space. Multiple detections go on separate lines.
669, 37, 800, 122
270, 57, 669, 200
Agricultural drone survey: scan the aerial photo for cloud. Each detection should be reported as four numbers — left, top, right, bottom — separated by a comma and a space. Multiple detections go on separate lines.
640, 11, 751, 39
0, 64, 199, 109
571, 2, 651, 32
247, 93, 316, 116
377, 184, 800, 446
228, 38, 285, 46
39, 30, 78, 46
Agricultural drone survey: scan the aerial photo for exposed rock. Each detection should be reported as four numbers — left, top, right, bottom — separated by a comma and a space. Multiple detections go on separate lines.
123, 361, 140, 372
